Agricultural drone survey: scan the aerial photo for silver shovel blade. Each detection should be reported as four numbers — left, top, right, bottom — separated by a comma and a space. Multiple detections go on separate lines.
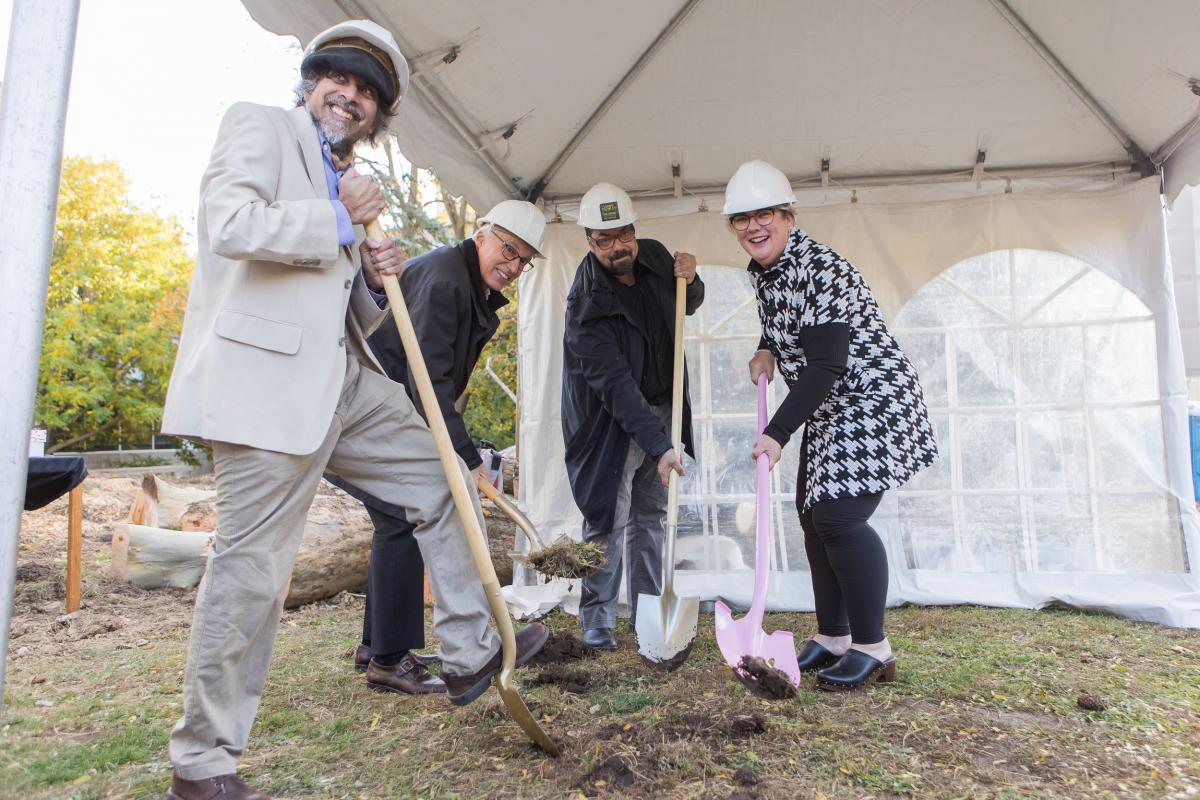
635, 590, 699, 665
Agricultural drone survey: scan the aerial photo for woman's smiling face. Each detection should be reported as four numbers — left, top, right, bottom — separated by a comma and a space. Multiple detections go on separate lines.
731, 206, 795, 268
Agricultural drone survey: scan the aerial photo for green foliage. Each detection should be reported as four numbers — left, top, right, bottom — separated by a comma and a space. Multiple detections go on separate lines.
464, 297, 518, 449
36, 157, 193, 449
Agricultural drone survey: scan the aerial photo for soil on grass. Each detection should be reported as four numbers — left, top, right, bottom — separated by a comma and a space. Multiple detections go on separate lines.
533, 666, 591, 693
735, 655, 797, 699
575, 754, 640, 795
530, 630, 593, 664
7, 477, 1200, 799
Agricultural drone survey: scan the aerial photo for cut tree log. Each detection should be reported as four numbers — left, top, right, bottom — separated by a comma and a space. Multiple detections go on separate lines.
111, 524, 213, 589
128, 474, 217, 529
113, 477, 519, 608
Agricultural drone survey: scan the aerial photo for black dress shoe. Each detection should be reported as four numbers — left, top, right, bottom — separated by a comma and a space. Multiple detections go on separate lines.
168, 772, 269, 800
796, 640, 840, 673
581, 627, 618, 651
816, 649, 896, 691
366, 653, 446, 695
443, 622, 549, 706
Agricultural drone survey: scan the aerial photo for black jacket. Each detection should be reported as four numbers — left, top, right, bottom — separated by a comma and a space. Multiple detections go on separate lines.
368, 238, 507, 470
561, 238, 704, 531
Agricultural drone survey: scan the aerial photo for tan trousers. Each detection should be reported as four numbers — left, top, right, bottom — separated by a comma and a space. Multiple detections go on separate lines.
169, 354, 499, 779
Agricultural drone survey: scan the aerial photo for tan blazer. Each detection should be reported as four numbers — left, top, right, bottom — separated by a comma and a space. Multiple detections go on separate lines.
162, 103, 386, 455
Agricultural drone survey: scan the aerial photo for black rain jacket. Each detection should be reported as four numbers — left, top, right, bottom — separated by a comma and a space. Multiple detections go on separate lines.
368, 237, 506, 470
561, 238, 704, 531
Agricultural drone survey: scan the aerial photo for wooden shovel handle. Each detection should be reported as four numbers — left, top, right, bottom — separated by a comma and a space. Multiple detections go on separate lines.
366, 220, 557, 756
477, 476, 546, 551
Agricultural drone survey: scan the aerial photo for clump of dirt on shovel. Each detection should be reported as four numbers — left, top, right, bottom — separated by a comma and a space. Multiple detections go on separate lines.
735, 655, 797, 700
528, 539, 605, 579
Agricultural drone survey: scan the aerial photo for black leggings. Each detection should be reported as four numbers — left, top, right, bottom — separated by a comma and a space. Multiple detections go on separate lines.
797, 440, 887, 644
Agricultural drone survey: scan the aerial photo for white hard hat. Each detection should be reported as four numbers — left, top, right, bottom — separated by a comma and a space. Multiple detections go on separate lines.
477, 200, 546, 258
576, 182, 637, 230
722, 160, 796, 216
302, 20, 409, 113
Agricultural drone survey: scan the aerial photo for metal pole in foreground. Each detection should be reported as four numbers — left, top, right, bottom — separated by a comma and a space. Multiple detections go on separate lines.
0, 0, 81, 705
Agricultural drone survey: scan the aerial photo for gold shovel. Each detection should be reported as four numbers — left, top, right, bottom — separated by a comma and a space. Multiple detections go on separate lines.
368, 220, 558, 756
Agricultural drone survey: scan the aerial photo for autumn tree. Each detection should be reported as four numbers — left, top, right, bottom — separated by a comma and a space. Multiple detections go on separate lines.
36, 157, 193, 451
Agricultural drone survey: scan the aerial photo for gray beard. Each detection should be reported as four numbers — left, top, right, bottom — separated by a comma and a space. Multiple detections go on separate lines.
310, 112, 356, 157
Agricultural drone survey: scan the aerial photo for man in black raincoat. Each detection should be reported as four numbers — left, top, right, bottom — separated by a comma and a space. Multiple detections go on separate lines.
561, 182, 704, 651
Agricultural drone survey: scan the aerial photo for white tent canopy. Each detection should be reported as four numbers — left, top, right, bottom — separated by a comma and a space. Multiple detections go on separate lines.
237, 1, 1200, 626
242, 0, 1200, 205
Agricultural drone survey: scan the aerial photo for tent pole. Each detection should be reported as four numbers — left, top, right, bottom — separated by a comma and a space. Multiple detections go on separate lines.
527, 0, 705, 201
986, 0, 1154, 176
0, 0, 81, 706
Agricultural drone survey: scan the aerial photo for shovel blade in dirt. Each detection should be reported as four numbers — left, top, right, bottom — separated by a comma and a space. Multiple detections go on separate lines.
714, 599, 801, 686
635, 558, 699, 665
712, 373, 801, 688
635, 276, 699, 667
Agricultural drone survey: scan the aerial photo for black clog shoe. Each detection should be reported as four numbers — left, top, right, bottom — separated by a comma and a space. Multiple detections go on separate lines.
815, 649, 896, 691
796, 639, 840, 672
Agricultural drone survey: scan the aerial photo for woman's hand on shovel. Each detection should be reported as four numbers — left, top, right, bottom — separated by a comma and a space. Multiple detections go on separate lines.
748, 350, 775, 385
751, 433, 783, 471
657, 448, 685, 487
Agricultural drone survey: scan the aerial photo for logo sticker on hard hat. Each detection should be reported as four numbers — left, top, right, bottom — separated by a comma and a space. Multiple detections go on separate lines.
599, 202, 620, 222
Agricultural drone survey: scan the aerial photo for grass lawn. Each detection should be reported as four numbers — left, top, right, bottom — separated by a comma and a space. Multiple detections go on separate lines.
3, 597, 1199, 799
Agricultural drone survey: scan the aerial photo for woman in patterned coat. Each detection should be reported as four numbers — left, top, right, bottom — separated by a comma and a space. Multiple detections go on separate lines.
723, 160, 938, 691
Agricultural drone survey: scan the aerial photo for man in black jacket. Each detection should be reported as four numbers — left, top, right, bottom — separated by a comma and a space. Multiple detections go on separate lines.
561, 182, 704, 651
330, 199, 544, 693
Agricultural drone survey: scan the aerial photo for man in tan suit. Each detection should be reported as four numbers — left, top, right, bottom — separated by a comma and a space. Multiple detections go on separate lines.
161, 20, 546, 800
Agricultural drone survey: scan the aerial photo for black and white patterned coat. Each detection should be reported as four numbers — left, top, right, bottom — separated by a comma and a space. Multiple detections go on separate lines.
750, 228, 938, 508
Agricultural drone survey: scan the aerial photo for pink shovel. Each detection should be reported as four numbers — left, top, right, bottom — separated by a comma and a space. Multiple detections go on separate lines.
713, 373, 802, 688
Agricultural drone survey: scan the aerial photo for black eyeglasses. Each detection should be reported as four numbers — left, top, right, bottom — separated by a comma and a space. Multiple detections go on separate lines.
728, 208, 783, 231
587, 226, 636, 250
487, 226, 536, 272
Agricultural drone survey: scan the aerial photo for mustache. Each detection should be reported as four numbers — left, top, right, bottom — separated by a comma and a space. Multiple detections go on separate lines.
326, 95, 363, 121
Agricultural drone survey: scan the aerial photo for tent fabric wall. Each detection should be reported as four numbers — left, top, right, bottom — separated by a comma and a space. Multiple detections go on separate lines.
515, 177, 1200, 627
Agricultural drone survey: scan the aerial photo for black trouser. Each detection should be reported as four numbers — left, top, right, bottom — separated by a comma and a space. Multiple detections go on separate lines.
796, 436, 887, 644
324, 475, 426, 656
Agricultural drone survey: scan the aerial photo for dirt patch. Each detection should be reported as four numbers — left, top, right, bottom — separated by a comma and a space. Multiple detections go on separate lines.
50, 610, 124, 641
729, 713, 768, 737
575, 754, 640, 796
733, 766, 760, 786
533, 666, 591, 693
12, 562, 64, 604
531, 630, 593, 665
735, 656, 797, 700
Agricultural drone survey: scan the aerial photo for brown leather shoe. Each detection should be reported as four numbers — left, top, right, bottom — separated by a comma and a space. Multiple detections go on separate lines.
442, 622, 549, 706
352, 644, 372, 672
351, 644, 439, 671
365, 653, 446, 695
167, 771, 269, 799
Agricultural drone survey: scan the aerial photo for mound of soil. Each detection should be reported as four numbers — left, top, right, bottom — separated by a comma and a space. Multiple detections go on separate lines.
733, 767, 760, 785
735, 656, 797, 700
1076, 692, 1106, 711
575, 754, 638, 795
531, 631, 593, 665
729, 713, 768, 737
534, 666, 592, 693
